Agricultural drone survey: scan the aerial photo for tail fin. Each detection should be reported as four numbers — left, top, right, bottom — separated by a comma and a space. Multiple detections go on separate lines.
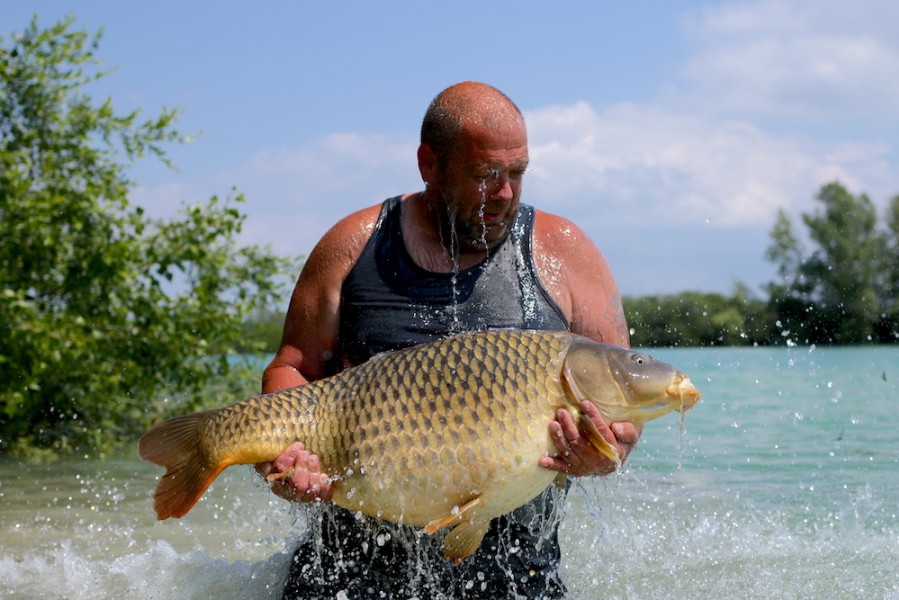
138, 412, 229, 520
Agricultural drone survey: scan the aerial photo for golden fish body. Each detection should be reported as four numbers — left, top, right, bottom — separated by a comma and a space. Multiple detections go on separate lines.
139, 330, 700, 561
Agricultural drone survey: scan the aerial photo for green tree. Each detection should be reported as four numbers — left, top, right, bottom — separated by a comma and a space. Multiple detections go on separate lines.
765, 182, 887, 344
624, 288, 771, 347
765, 210, 817, 344
238, 308, 287, 354
880, 194, 899, 340
0, 17, 296, 455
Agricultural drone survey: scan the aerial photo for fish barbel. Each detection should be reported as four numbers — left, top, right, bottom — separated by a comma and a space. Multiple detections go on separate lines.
139, 329, 699, 562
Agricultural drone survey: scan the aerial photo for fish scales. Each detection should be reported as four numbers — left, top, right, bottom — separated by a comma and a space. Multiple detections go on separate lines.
329, 330, 566, 520
139, 329, 700, 562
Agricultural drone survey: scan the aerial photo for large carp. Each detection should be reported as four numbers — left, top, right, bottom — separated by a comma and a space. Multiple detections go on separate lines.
139, 329, 699, 562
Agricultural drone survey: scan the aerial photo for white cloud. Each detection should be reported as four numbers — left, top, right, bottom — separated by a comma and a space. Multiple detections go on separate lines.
133, 133, 421, 258
676, 0, 899, 123
524, 101, 894, 232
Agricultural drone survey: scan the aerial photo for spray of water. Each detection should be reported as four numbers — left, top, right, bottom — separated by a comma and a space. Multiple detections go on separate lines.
435, 203, 463, 334
476, 173, 492, 252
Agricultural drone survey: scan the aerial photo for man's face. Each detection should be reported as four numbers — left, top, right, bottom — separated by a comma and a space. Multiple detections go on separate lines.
429, 121, 529, 254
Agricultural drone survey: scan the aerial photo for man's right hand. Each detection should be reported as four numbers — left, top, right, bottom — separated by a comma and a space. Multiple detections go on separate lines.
255, 442, 334, 503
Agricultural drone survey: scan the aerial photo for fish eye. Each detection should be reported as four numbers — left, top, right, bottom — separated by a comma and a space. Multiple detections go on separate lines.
631, 354, 647, 365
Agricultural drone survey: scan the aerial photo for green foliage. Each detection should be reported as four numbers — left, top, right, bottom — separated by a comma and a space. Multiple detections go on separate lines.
238, 309, 286, 354
881, 194, 899, 339
625, 287, 772, 347
765, 182, 894, 344
0, 17, 297, 455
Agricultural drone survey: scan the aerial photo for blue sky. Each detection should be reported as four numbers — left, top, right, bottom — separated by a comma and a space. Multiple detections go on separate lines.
7, 1, 899, 296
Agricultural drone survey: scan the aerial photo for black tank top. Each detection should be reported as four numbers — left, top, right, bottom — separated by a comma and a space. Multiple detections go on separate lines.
336, 195, 569, 368
283, 197, 573, 599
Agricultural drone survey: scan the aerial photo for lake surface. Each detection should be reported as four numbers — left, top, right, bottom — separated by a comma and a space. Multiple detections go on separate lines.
2, 345, 898, 599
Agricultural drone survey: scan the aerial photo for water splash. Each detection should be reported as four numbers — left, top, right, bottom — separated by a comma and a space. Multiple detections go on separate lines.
476, 175, 491, 252
435, 204, 463, 334
1, 539, 290, 600
280, 495, 569, 598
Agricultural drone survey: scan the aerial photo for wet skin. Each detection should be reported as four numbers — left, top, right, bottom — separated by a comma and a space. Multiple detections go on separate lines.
417, 121, 530, 260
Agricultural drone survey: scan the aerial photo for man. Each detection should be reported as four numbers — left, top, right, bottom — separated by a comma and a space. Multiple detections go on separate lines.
259, 81, 640, 599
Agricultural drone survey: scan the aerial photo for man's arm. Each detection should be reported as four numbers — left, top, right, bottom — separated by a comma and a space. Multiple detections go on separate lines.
257, 204, 382, 502
532, 211, 641, 476
532, 212, 630, 347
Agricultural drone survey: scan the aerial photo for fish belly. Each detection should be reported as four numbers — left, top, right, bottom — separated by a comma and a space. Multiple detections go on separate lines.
331, 400, 561, 527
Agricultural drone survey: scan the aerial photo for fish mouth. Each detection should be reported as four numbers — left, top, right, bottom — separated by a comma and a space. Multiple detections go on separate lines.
666, 373, 701, 413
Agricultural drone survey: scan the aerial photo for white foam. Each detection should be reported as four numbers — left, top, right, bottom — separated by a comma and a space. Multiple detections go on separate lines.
1, 539, 291, 600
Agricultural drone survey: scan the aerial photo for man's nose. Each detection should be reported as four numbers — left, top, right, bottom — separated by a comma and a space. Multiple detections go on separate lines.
488, 172, 514, 201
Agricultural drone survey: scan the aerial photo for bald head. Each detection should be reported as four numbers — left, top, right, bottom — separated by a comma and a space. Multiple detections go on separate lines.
421, 82, 525, 166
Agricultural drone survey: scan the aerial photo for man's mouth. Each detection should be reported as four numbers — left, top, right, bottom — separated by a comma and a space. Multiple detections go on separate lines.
481, 209, 506, 224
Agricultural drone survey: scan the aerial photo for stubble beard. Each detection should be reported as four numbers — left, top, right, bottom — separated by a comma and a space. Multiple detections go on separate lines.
429, 189, 518, 258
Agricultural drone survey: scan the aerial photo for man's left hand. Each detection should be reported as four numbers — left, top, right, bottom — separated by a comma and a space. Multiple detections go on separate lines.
538, 401, 641, 476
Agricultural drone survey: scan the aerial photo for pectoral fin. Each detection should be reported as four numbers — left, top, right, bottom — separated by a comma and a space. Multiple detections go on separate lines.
423, 497, 481, 534
266, 468, 294, 482
578, 413, 621, 469
443, 520, 490, 563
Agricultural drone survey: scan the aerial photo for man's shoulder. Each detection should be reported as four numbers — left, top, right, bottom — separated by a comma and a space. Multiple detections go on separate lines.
330, 201, 387, 237
532, 209, 592, 254
319, 198, 397, 253
305, 200, 392, 276
532, 207, 576, 227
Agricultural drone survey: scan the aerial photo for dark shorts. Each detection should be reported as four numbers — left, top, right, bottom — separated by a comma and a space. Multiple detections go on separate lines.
281, 489, 568, 600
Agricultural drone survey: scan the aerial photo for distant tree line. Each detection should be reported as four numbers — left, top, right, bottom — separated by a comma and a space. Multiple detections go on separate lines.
625, 182, 899, 347
624, 286, 772, 348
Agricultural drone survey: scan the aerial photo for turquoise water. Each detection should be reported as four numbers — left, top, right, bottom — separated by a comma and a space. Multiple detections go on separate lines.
565, 345, 899, 599
1, 345, 897, 599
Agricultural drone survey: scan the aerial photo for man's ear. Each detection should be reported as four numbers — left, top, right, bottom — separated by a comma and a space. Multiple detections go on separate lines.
417, 143, 438, 185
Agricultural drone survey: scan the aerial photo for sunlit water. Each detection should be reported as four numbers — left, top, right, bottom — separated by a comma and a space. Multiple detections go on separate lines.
2, 345, 898, 599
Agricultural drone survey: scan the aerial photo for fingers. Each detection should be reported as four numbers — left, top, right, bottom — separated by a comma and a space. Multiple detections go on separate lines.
549, 411, 583, 468
609, 419, 642, 463
611, 420, 642, 445
272, 442, 307, 473
258, 442, 334, 503
539, 404, 641, 477
278, 452, 329, 502
541, 409, 591, 476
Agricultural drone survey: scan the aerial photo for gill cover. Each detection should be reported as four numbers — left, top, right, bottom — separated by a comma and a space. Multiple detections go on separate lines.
562, 338, 687, 426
